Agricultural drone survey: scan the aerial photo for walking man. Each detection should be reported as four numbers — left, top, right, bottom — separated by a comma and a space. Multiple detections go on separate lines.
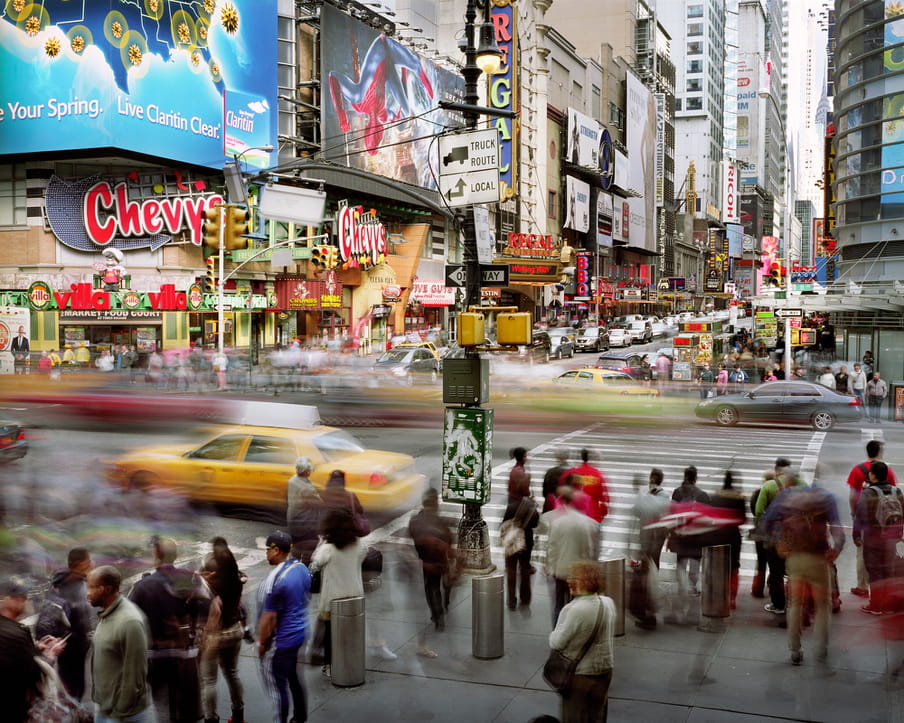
696, 362, 715, 399
88, 566, 152, 723
257, 530, 312, 723
866, 371, 888, 423
669, 466, 710, 602
765, 483, 845, 665
847, 440, 897, 598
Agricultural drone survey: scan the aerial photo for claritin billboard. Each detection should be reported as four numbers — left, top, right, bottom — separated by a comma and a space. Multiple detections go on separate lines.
0, 1, 276, 170
320, 3, 465, 191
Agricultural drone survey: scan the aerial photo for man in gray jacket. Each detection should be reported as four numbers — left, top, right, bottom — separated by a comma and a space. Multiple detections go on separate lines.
866, 371, 888, 423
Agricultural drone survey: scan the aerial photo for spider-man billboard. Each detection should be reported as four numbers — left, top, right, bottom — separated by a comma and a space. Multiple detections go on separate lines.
321, 3, 465, 192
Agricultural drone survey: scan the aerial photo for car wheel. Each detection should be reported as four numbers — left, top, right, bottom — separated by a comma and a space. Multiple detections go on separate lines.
569, 347, 575, 358
714, 406, 739, 426
544, 351, 551, 363
811, 410, 835, 431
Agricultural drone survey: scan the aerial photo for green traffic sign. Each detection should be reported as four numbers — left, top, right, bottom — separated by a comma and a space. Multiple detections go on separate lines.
442, 407, 494, 505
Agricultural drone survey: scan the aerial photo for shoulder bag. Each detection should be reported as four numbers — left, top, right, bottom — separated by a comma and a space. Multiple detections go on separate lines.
543, 597, 604, 693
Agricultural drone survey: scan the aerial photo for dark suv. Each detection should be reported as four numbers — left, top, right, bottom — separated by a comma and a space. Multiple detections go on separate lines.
520, 331, 552, 363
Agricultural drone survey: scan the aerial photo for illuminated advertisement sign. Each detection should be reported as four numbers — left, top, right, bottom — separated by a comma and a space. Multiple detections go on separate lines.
0, 1, 276, 170
722, 161, 739, 223
335, 203, 388, 270
489, 0, 517, 200
320, 3, 464, 191
654, 93, 665, 207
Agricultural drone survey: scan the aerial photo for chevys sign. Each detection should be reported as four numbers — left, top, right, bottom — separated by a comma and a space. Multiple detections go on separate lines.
336, 204, 388, 270
45, 174, 223, 252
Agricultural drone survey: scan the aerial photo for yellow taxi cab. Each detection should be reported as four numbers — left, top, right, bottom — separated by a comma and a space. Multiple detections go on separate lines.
541, 368, 660, 397
104, 402, 425, 513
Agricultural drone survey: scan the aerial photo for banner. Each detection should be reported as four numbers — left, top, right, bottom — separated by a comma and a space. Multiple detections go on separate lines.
564, 176, 590, 233
566, 108, 601, 171
626, 72, 656, 252
722, 161, 739, 223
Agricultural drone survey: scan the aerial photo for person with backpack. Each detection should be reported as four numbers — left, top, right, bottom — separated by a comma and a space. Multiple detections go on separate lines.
764, 482, 845, 665
854, 461, 904, 614
846, 440, 897, 598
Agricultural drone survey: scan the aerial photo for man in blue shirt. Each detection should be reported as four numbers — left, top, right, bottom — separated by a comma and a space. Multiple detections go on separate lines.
257, 530, 311, 723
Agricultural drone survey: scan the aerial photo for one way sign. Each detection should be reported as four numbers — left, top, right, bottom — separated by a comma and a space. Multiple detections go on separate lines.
480, 264, 509, 287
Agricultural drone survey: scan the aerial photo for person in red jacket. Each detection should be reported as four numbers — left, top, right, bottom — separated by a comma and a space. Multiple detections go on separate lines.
560, 448, 609, 523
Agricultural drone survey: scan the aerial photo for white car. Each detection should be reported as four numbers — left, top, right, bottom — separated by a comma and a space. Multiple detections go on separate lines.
651, 321, 673, 339
608, 327, 632, 347
627, 321, 653, 344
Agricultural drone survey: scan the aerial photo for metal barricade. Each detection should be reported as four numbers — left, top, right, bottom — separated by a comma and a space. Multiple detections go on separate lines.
472, 573, 504, 659
600, 558, 625, 637
701, 544, 731, 619
330, 596, 365, 687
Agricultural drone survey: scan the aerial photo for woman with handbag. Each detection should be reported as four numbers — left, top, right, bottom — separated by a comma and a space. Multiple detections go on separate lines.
309, 508, 366, 678
501, 457, 539, 610
199, 537, 246, 723
547, 561, 616, 723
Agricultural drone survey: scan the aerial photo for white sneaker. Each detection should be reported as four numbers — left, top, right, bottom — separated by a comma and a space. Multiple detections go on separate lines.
376, 645, 397, 660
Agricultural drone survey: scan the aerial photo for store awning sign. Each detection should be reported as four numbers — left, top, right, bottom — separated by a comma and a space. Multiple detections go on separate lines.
411, 280, 455, 307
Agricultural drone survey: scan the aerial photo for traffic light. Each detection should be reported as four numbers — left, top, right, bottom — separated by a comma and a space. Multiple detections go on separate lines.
310, 245, 329, 272
457, 312, 485, 347
326, 246, 339, 269
203, 257, 217, 294
224, 206, 251, 250
497, 312, 532, 346
202, 205, 222, 249
768, 262, 782, 287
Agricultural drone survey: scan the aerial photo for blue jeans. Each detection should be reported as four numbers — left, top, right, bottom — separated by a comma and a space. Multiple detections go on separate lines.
94, 705, 153, 723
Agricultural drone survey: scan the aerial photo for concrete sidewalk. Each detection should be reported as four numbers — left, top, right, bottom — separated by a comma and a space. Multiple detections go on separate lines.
215, 546, 904, 723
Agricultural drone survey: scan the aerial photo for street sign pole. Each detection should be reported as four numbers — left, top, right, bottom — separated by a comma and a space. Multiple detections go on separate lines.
785, 315, 792, 380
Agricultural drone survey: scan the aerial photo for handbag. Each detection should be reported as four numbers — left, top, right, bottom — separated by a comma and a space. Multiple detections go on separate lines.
500, 519, 526, 557
543, 597, 604, 693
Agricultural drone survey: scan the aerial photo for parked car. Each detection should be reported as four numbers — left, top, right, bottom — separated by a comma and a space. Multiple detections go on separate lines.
694, 380, 864, 431
518, 331, 552, 363
373, 345, 440, 383
651, 321, 673, 339
546, 328, 576, 359
575, 326, 610, 353
607, 326, 632, 347
627, 320, 653, 344
595, 352, 646, 379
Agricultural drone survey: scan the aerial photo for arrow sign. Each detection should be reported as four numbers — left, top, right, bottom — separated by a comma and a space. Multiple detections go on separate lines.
775, 307, 803, 318
446, 178, 467, 202
445, 265, 467, 288
480, 264, 509, 287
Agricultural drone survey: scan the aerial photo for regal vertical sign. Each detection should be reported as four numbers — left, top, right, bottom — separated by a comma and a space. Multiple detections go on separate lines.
489, 0, 518, 201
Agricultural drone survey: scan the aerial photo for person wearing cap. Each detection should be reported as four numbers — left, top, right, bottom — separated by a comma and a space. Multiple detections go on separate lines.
257, 530, 311, 723
755, 458, 807, 615
287, 457, 322, 565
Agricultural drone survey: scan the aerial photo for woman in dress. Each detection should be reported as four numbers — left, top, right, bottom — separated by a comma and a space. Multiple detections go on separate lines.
548, 561, 617, 722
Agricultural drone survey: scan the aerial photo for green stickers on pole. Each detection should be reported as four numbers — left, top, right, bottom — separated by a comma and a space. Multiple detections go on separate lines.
442, 407, 494, 505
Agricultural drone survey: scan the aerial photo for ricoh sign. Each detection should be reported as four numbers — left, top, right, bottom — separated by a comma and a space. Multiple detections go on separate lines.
722, 161, 739, 224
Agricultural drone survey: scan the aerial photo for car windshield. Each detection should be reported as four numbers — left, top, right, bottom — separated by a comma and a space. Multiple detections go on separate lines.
548, 329, 570, 337
376, 349, 412, 363
577, 328, 598, 338
313, 429, 366, 461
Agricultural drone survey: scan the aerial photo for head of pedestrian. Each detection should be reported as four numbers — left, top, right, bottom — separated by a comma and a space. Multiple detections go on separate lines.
870, 461, 889, 485
265, 530, 292, 563
510, 447, 527, 466
579, 448, 591, 464
566, 561, 604, 596
68, 547, 92, 577
873, 371, 881, 380
774, 457, 791, 473
152, 537, 177, 567
555, 449, 568, 464
557, 485, 576, 506
649, 468, 664, 489
422, 487, 439, 511
86, 566, 121, 610
854, 363, 861, 371
295, 456, 313, 477
683, 465, 698, 485
0, 577, 29, 620
867, 440, 883, 459
327, 469, 347, 489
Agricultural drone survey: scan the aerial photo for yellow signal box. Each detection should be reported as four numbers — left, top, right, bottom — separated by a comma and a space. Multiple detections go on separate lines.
496, 312, 532, 346
457, 312, 485, 346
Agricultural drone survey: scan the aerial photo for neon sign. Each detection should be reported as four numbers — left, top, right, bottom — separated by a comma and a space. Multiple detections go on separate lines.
336, 204, 388, 270
489, 0, 517, 200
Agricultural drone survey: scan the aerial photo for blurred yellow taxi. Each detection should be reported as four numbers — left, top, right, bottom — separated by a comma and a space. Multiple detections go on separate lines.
104, 402, 425, 513
541, 368, 659, 397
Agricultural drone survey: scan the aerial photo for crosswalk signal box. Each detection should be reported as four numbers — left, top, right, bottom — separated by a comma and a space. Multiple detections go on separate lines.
457, 312, 485, 347
496, 312, 532, 346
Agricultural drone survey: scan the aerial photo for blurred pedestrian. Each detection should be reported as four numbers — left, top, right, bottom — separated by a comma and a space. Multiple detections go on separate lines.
508, 446, 531, 501
708, 472, 747, 608
321, 469, 370, 537
866, 372, 888, 423
696, 362, 714, 399
750, 477, 769, 598
199, 538, 245, 723
542, 486, 597, 627
850, 363, 867, 405
854, 462, 904, 615
654, 352, 671, 390
409, 489, 453, 656
862, 350, 874, 375
502, 465, 539, 610
560, 448, 609, 524
130, 538, 209, 723
847, 440, 898, 598
310, 509, 365, 676
287, 457, 322, 564
766, 482, 845, 664
716, 363, 729, 395
548, 561, 617, 722
633, 468, 671, 570
640, 354, 652, 387
669, 466, 710, 600
35, 547, 96, 701
817, 366, 836, 390
88, 566, 152, 723
542, 450, 569, 513
256, 530, 311, 723
835, 365, 850, 394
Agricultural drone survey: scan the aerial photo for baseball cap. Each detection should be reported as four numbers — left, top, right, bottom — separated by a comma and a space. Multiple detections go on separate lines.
265, 530, 292, 552
0, 577, 28, 597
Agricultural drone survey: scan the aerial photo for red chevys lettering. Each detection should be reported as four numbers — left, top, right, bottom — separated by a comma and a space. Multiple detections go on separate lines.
337, 205, 387, 269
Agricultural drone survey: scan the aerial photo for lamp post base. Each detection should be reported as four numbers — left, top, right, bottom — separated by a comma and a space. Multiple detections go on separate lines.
458, 502, 495, 575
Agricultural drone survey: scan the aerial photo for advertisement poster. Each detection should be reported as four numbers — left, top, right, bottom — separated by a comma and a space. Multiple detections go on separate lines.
566, 107, 601, 171
0, 306, 30, 375
0, 1, 276, 170
625, 72, 656, 252
564, 176, 590, 233
320, 3, 465, 192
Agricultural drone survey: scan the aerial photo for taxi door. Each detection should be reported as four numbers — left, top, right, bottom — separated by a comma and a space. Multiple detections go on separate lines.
182, 433, 250, 503
230, 434, 300, 508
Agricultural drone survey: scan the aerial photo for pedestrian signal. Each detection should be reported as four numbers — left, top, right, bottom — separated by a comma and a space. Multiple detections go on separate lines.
458, 312, 485, 347
497, 312, 532, 346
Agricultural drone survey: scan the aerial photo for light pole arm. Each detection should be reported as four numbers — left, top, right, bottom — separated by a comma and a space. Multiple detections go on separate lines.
220, 233, 329, 283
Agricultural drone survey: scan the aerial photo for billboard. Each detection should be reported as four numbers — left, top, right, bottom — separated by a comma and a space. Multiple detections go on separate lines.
722, 161, 739, 223
566, 107, 601, 171
320, 3, 465, 192
564, 176, 590, 233
0, 1, 276, 170
489, 0, 517, 200
625, 72, 656, 252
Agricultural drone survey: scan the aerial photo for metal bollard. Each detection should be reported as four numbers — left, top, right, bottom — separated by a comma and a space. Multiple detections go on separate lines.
472, 573, 504, 659
599, 558, 625, 637
701, 544, 731, 619
330, 596, 365, 687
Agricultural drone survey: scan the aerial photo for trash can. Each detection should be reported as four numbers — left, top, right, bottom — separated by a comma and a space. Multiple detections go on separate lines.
600, 558, 625, 637
701, 544, 731, 619
472, 573, 504, 659
330, 596, 365, 687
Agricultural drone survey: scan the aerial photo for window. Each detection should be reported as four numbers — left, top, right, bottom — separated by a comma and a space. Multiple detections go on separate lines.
786, 384, 820, 397
312, 429, 365, 463
191, 435, 247, 461
687, 78, 702, 93
688, 4, 703, 18
687, 41, 702, 55
687, 23, 703, 37
687, 60, 702, 74
548, 190, 558, 218
686, 97, 703, 111
0, 163, 26, 226
245, 436, 297, 465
